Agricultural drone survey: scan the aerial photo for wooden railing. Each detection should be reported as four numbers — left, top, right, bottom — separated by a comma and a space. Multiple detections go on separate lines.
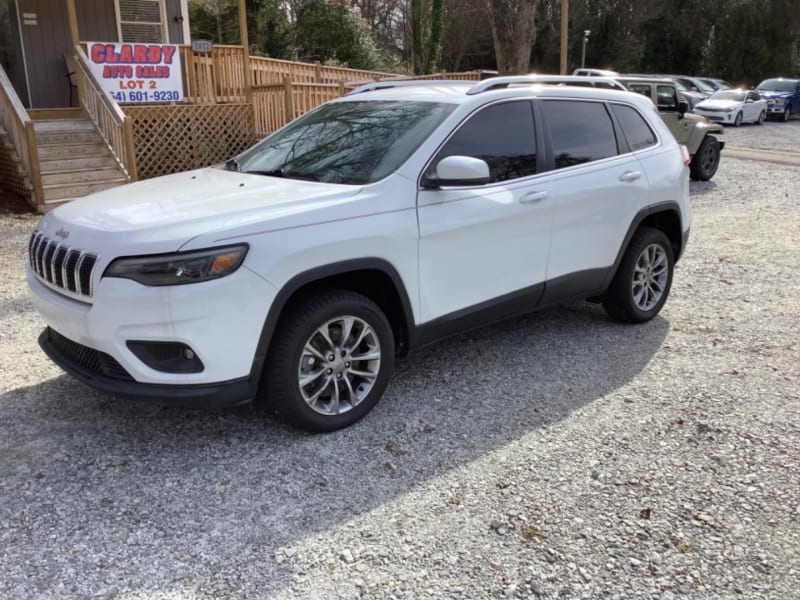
253, 79, 347, 136
73, 46, 137, 181
250, 55, 397, 87
179, 45, 398, 104
181, 44, 248, 103
0, 64, 41, 206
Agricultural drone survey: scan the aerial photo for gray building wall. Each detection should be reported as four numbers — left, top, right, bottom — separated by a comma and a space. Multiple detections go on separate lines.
10, 0, 186, 108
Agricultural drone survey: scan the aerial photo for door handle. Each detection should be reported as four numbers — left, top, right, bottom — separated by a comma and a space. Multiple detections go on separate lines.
520, 191, 548, 204
619, 170, 642, 182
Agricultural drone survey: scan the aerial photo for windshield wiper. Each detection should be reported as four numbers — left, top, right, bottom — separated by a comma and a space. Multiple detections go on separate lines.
242, 168, 322, 182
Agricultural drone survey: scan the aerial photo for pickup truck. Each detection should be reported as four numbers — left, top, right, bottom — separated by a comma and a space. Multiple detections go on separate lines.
755, 78, 800, 121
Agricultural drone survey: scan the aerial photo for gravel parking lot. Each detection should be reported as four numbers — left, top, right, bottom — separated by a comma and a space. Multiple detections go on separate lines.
1, 121, 799, 599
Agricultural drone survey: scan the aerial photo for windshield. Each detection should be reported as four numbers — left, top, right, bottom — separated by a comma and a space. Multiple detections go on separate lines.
709, 90, 745, 101
693, 79, 715, 93
672, 80, 689, 92
234, 100, 456, 185
757, 79, 795, 92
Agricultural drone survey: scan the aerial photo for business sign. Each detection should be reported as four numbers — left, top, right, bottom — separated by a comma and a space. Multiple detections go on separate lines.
87, 42, 184, 103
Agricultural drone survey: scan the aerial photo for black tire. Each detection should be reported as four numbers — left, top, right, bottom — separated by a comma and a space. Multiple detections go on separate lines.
689, 135, 720, 181
603, 227, 674, 323
783, 107, 791, 122
757, 110, 766, 125
734, 111, 743, 127
261, 289, 394, 432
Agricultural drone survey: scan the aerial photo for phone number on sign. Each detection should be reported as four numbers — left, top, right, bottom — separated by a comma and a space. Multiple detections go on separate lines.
110, 90, 182, 102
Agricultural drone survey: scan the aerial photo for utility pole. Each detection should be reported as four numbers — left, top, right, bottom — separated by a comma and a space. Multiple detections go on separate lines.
560, 0, 569, 74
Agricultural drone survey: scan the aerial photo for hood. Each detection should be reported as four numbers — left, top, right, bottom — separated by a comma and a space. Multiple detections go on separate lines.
757, 90, 791, 100
38, 167, 362, 252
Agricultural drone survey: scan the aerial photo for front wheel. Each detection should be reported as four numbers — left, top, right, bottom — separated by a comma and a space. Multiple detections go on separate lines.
734, 112, 743, 127
603, 227, 674, 323
757, 110, 766, 125
783, 107, 791, 122
261, 290, 395, 432
689, 135, 720, 181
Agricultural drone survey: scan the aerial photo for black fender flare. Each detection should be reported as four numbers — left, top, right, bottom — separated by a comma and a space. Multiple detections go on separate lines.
602, 201, 685, 291
247, 258, 416, 395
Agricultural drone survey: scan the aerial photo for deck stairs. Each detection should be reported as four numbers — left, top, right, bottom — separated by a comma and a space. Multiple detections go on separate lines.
34, 118, 129, 207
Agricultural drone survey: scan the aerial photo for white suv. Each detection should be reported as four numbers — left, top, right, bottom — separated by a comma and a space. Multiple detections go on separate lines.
27, 77, 691, 431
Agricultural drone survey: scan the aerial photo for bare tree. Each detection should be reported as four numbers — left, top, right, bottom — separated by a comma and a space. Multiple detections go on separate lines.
486, 0, 539, 74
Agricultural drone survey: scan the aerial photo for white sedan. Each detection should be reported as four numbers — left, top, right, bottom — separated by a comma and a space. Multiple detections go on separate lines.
694, 89, 767, 126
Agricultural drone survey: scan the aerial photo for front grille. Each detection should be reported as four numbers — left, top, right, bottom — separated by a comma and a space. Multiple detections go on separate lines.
47, 328, 134, 381
29, 231, 97, 297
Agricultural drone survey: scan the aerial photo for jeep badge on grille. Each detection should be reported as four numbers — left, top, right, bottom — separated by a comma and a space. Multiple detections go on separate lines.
55, 228, 70, 240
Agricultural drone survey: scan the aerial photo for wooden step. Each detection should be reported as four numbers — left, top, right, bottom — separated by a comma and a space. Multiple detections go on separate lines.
33, 119, 96, 133
37, 142, 112, 161
42, 167, 126, 186
43, 178, 129, 202
40, 155, 120, 172
36, 130, 103, 146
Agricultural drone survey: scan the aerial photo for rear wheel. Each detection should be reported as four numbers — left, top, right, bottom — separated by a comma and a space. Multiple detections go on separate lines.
603, 227, 674, 323
689, 135, 720, 181
262, 290, 394, 432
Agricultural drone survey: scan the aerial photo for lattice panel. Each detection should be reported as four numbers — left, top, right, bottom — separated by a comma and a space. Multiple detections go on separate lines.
0, 137, 34, 208
126, 104, 256, 178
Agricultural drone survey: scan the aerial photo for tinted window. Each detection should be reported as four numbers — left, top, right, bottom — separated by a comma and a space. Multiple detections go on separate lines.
656, 86, 678, 111
611, 104, 657, 151
542, 100, 617, 169
434, 101, 536, 183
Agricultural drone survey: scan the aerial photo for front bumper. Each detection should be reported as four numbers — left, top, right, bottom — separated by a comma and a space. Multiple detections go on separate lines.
695, 110, 737, 124
766, 104, 788, 115
28, 264, 277, 405
39, 328, 253, 408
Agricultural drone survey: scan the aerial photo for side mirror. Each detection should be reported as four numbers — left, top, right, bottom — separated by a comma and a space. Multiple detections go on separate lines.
426, 156, 491, 187
678, 100, 689, 118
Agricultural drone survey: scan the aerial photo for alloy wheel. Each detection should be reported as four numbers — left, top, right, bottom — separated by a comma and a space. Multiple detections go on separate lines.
631, 243, 668, 311
297, 316, 381, 416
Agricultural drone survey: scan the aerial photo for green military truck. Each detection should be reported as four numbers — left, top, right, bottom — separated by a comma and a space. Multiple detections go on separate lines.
617, 77, 724, 181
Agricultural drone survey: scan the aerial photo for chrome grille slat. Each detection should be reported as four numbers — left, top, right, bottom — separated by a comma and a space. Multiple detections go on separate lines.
28, 231, 97, 298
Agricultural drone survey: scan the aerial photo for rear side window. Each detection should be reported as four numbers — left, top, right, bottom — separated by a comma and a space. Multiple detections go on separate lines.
541, 100, 618, 169
656, 86, 678, 111
611, 104, 657, 151
434, 101, 537, 183
627, 84, 651, 98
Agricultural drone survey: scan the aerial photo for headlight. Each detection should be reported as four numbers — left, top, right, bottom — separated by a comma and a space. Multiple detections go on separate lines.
104, 244, 248, 286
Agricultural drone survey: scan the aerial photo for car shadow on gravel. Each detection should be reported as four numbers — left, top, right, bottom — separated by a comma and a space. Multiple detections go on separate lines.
0, 301, 668, 597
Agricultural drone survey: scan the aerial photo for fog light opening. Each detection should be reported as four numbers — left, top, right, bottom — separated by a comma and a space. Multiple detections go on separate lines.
126, 341, 205, 374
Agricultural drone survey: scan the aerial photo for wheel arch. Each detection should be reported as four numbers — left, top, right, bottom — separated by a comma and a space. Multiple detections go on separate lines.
248, 258, 416, 394
603, 202, 685, 291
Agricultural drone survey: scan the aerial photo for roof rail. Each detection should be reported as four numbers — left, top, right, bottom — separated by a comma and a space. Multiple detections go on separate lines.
467, 75, 625, 95
347, 79, 469, 96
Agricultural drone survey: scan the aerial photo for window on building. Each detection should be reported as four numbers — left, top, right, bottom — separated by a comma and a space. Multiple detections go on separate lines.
117, 0, 166, 43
